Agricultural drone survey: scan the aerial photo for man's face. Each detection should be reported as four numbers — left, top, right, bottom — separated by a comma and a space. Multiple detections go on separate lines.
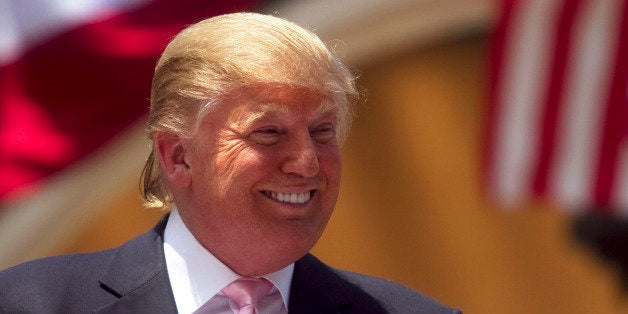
178, 84, 341, 275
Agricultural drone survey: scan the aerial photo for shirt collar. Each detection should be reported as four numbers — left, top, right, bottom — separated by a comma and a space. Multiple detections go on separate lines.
164, 207, 293, 312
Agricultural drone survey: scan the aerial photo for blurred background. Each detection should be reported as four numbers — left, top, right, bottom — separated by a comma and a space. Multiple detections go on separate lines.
1, 0, 627, 313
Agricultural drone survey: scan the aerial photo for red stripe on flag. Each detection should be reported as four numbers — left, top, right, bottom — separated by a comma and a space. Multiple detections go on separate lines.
594, 0, 628, 211
532, 0, 583, 196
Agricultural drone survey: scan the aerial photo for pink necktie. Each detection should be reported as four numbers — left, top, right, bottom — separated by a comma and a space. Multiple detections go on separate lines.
222, 277, 273, 314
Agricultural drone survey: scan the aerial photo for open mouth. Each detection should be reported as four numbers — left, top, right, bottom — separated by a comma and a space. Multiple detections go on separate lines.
262, 190, 313, 204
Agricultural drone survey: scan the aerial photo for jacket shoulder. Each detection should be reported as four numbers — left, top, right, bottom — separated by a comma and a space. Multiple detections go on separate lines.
336, 269, 461, 314
0, 250, 118, 312
292, 254, 461, 313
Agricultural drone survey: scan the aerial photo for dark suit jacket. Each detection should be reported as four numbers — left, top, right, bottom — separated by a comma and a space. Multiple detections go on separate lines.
0, 216, 460, 313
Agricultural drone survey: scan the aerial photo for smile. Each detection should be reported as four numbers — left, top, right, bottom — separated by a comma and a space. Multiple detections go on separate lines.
262, 190, 312, 204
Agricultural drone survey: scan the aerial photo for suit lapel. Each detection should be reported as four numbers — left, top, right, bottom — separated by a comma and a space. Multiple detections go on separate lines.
95, 215, 178, 313
288, 254, 385, 313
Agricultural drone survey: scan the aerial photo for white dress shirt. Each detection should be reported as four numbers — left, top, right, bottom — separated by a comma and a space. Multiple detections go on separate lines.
164, 208, 293, 314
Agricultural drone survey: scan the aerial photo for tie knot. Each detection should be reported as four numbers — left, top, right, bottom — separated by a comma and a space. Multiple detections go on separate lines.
222, 277, 273, 313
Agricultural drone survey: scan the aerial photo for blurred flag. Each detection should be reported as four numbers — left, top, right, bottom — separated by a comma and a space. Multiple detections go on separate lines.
0, 0, 257, 204
485, 0, 628, 214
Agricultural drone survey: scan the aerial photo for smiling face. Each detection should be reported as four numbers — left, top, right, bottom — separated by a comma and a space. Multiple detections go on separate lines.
170, 84, 341, 276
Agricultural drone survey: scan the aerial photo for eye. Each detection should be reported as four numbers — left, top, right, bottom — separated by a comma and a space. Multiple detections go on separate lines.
310, 123, 336, 143
249, 127, 282, 145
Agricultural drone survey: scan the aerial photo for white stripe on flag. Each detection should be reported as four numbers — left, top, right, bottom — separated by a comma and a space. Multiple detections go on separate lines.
550, 0, 622, 211
0, 0, 150, 65
491, 0, 562, 206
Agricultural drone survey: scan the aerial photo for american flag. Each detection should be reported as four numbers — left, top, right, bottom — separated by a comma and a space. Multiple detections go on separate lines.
485, 0, 628, 214
0, 0, 257, 204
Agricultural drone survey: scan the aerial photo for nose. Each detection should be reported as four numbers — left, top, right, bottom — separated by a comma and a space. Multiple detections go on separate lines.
280, 134, 320, 178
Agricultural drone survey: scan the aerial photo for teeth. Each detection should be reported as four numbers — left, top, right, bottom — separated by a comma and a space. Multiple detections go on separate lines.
264, 191, 311, 204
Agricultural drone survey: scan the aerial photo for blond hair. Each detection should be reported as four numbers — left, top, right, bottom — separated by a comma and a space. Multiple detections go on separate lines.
142, 12, 358, 210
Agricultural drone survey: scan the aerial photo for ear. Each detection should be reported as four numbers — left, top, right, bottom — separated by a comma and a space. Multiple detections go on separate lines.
154, 132, 191, 188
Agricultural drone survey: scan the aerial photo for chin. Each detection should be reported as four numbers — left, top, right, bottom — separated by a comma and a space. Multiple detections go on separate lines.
273, 226, 324, 256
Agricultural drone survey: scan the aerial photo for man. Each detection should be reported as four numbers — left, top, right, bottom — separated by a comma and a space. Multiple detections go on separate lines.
0, 13, 460, 313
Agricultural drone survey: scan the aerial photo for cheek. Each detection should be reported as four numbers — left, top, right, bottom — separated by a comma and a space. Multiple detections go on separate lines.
320, 149, 342, 184
212, 145, 273, 195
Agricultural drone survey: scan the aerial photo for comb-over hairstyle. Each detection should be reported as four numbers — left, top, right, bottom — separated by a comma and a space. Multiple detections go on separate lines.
142, 12, 358, 210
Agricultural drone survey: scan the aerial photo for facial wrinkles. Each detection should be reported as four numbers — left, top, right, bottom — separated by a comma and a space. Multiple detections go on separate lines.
204, 101, 260, 183
213, 129, 252, 188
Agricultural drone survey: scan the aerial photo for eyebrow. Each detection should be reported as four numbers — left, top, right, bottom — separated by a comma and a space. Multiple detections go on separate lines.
315, 99, 338, 116
232, 104, 288, 131
232, 101, 338, 131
